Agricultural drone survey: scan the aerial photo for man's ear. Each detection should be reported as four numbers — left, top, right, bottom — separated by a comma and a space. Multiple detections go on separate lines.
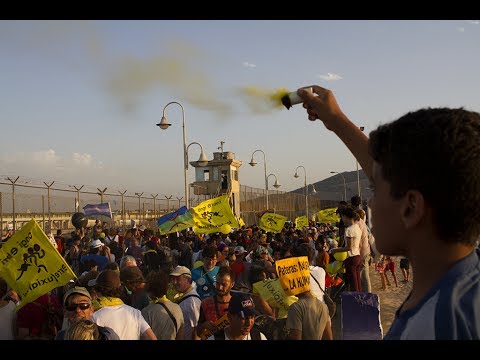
400, 190, 425, 229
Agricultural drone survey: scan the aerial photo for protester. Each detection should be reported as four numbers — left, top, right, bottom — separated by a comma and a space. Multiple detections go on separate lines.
297, 85, 480, 339
90, 270, 157, 340
142, 270, 185, 340
170, 265, 201, 340
55, 286, 119, 340
208, 293, 267, 340
191, 245, 220, 300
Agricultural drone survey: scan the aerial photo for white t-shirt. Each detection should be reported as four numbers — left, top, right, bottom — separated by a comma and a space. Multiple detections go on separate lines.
91, 304, 151, 340
344, 223, 361, 257
309, 265, 326, 303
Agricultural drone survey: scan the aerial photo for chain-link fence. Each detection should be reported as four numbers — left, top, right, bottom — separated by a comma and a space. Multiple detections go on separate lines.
0, 177, 338, 238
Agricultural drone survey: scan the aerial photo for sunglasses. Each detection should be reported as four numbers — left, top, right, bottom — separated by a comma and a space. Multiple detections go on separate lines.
66, 303, 91, 311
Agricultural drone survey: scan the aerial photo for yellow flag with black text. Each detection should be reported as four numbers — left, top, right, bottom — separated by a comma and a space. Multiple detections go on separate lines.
295, 215, 308, 229
0, 219, 76, 310
259, 212, 287, 233
191, 195, 239, 234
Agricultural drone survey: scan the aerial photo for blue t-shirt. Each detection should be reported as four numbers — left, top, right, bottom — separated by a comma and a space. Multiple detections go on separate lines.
384, 248, 480, 340
191, 266, 219, 300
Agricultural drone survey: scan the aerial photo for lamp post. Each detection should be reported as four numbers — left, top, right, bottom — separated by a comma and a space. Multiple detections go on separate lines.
249, 149, 269, 209
157, 102, 208, 209
157, 101, 189, 208
356, 126, 365, 202
330, 171, 346, 201
266, 173, 281, 211
294, 165, 308, 221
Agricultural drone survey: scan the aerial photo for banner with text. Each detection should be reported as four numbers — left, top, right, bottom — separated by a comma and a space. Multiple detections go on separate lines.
275, 256, 311, 296
191, 195, 239, 234
0, 219, 76, 310
252, 278, 298, 319
316, 207, 340, 224
295, 215, 308, 229
259, 213, 287, 233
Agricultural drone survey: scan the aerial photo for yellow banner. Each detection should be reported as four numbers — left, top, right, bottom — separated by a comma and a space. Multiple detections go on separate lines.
295, 215, 308, 229
275, 256, 310, 296
317, 207, 340, 224
0, 219, 76, 310
252, 278, 298, 318
259, 213, 287, 233
200, 313, 229, 340
238, 217, 245, 227
191, 195, 239, 234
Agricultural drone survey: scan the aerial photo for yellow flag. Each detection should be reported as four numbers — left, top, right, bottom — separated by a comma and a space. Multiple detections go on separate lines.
191, 195, 239, 234
317, 207, 340, 223
252, 278, 298, 318
238, 217, 246, 227
259, 213, 287, 233
295, 215, 308, 229
0, 219, 76, 310
276, 256, 311, 296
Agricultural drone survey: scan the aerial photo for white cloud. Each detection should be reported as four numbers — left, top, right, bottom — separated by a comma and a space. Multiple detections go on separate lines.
0, 149, 103, 180
457, 27, 466, 33
466, 20, 479, 25
242, 61, 256, 68
317, 72, 343, 81
72, 152, 93, 166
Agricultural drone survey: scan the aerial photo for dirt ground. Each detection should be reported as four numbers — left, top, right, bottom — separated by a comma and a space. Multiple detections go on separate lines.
331, 257, 412, 339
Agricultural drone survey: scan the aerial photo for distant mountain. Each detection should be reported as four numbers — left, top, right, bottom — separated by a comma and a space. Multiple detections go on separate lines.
290, 170, 371, 203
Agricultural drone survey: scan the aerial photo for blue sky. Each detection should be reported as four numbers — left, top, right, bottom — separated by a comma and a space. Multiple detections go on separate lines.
1, 20, 479, 198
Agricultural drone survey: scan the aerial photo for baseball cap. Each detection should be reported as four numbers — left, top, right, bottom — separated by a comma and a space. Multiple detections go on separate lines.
169, 265, 192, 278
234, 246, 246, 255
63, 286, 92, 306
90, 239, 103, 249
228, 293, 257, 318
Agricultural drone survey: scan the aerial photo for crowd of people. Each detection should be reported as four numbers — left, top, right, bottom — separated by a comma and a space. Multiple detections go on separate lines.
2, 84, 479, 340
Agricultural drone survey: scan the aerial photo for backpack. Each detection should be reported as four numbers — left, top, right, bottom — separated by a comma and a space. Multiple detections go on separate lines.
33, 295, 64, 340
213, 327, 262, 340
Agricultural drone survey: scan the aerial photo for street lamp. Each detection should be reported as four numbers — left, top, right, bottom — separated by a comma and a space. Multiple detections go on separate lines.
330, 171, 346, 201
187, 142, 209, 167
356, 126, 365, 202
294, 165, 308, 221
157, 102, 207, 209
249, 149, 269, 209
266, 173, 281, 210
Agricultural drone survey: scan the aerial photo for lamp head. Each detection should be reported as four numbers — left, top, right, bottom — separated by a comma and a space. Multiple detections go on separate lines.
310, 185, 317, 194
156, 116, 171, 130
330, 171, 336, 174
294, 172, 299, 178
197, 151, 209, 167
249, 158, 257, 167
273, 180, 281, 189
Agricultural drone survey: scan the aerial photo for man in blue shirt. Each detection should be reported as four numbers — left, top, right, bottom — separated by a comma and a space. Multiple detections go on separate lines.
297, 85, 480, 339
191, 245, 220, 300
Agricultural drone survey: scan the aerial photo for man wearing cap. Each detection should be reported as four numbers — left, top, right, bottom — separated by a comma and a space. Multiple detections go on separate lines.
79, 239, 111, 272
90, 270, 157, 340
55, 286, 119, 340
170, 265, 201, 340
208, 293, 267, 340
